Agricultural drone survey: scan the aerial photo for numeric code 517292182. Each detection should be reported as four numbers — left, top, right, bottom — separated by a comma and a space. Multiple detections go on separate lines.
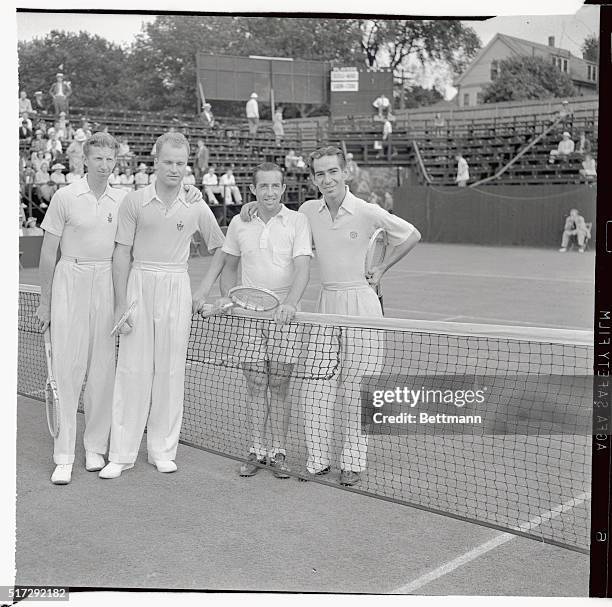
3, 586, 69, 602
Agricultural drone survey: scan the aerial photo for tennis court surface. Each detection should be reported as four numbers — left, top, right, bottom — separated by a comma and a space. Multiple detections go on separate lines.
15, 243, 594, 595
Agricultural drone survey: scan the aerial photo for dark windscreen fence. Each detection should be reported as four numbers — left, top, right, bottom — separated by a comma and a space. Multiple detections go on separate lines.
18, 285, 592, 553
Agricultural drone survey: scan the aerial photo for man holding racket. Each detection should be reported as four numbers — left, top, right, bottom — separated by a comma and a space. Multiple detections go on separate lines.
196, 162, 312, 478
241, 146, 420, 486
99, 132, 225, 479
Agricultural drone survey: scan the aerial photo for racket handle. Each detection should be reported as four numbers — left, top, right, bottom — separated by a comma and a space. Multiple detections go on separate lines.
200, 302, 233, 318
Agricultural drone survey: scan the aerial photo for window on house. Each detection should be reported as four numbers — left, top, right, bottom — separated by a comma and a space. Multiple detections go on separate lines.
552, 56, 568, 73
490, 60, 500, 81
587, 65, 597, 82
476, 92, 484, 105
463, 93, 470, 107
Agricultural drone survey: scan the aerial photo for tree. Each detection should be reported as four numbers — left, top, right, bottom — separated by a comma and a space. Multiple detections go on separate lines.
18, 31, 127, 110
398, 85, 444, 109
481, 56, 576, 103
581, 34, 599, 63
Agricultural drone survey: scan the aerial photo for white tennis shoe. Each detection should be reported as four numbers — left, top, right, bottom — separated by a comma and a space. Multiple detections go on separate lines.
98, 462, 134, 479
51, 464, 73, 485
147, 457, 177, 473
85, 451, 105, 472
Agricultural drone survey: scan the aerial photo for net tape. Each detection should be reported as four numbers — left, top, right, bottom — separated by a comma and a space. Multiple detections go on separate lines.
17, 286, 593, 553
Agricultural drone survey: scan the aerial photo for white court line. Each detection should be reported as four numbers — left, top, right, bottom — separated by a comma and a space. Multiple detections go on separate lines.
439, 315, 589, 330
383, 268, 594, 285
391, 491, 591, 594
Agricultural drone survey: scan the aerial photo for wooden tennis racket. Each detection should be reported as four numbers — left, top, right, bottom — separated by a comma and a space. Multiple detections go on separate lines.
200, 286, 281, 317
110, 301, 137, 336
44, 329, 60, 438
364, 228, 388, 313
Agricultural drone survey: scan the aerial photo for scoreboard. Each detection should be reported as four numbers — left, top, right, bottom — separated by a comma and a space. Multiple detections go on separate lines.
330, 68, 394, 118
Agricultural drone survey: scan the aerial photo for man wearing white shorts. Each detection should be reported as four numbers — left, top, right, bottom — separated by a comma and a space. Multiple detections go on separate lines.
204, 162, 311, 479
36, 133, 124, 485
99, 132, 226, 479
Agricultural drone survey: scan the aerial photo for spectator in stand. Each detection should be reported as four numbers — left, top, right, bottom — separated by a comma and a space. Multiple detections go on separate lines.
455, 152, 469, 187
120, 166, 135, 191
557, 99, 573, 129
219, 167, 242, 205
80, 119, 93, 139
285, 149, 299, 170
368, 191, 381, 206
33, 117, 47, 136
50, 163, 66, 188
383, 191, 394, 212
108, 166, 122, 187
202, 103, 215, 128
65, 128, 87, 175
24, 217, 44, 236
64, 121, 75, 142
577, 131, 591, 157
46, 128, 62, 162
372, 94, 391, 119
433, 113, 446, 137
579, 154, 597, 184
194, 139, 209, 184
49, 72, 72, 115
35, 161, 52, 208
549, 132, 575, 163
559, 208, 589, 253
246, 92, 259, 136
117, 136, 132, 170
345, 153, 360, 186
22, 159, 36, 187
20, 112, 33, 131
19, 90, 33, 115
202, 166, 221, 205
272, 106, 284, 146
134, 163, 150, 189
183, 166, 196, 186
66, 166, 83, 184
32, 150, 45, 172
32, 91, 48, 115
19, 118, 33, 143
377, 118, 395, 158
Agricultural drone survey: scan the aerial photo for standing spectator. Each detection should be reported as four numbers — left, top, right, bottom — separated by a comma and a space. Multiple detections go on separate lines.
455, 152, 469, 187
377, 118, 395, 158
579, 154, 597, 184
65, 128, 87, 174
549, 132, 575, 163
183, 166, 196, 186
246, 92, 259, 137
117, 136, 132, 170
19, 90, 33, 115
272, 106, 284, 146
49, 72, 72, 115
577, 132, 591, 157
433, 113, 446, 136
372, 94, 391, 118
202, 167, 220, 205
194, 139, 209, 184
559, 208, 589, 253
201, 103, 215, 128
120, 166, 135, 191
134, 163, 150, 189
50, 163, 66, 188
35, 161, 52, 208
45, 128, 63, 162
32, 91, 48, 115
383, 191, 394, 212
219, 167, 242, 205
108, 167, 122, 187
285, 149, 299, 170
557, 99, 574, 129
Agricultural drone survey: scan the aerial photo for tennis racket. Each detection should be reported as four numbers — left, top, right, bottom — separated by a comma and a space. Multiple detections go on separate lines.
44, 329, 60, 438
364, 228, 388, 313
110, 301, 137, 336
200, 286, 281, 317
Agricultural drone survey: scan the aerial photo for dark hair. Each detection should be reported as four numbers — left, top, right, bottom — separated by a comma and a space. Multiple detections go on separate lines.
308, 146, 346, 176
83, 132, 119, 157
252, 162, 284, 185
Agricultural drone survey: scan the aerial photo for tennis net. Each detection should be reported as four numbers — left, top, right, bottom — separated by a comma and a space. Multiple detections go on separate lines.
17, 284, 593, 553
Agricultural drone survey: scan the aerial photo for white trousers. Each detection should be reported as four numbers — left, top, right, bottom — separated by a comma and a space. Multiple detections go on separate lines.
303, 282, 383, 473
50, 258, 115, 464
108, 262, 192, 464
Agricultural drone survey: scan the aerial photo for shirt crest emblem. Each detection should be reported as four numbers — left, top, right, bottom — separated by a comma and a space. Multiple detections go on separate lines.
107, 213, 113, 223
177, 221, 184, 231
350, 231, 358, 239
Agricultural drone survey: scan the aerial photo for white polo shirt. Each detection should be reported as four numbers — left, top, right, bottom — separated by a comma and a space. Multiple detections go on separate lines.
115, 182, 225, 265
41, 176, 126, 259
299, 188, 418, 286
222, 204, 312, 295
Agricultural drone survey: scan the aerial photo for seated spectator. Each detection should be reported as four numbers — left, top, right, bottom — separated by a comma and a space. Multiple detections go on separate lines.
34, 161, 52, 208
23, 217, 43, 236
19, 90, 33, 115
108, 166, 122, 187
32, 90, 47, 115
345, 153, 359, 184
66, 128, 87, 174
80, 118, 93, 139
33, 118, 47, 136
383, 191, 394, 212
30, 129, 46, 154
64, 121, 75, 142
202, 103, 215, 128
22, 160, 35, 189
577, 132, 591, 157
50, 163, 66, 187
120, 166, 135, 191
19, 118, 32, 142
202, 167, 221, 205
45, 128, 62, 161
219, 167, 242, 205
285, 149, 299, 170
20, 112, 33, 131
559, 208, 590, 253
19, 200, 26, 235
66, 167, 83, 184
579, 154, 597, 184
295, 155, 306, 169
455, 152, 469, 187
549, 132, 574, 163
117, 135, 132, 170
183, 165, 196, 186
31, 150, 45, 172
368, 191, 381, 206
134, 163, 150, 189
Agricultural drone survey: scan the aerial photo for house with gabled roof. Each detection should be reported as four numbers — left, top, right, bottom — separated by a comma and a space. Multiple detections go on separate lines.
453, 33, 598, 107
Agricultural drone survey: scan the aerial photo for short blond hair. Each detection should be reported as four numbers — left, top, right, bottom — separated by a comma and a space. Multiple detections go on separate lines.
154, 132, 190, 157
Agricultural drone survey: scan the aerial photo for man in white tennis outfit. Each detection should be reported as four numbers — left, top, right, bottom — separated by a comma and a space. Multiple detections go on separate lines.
100, 132, 226, 479
36, 133, 123, 485
209, 162, 312, 478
